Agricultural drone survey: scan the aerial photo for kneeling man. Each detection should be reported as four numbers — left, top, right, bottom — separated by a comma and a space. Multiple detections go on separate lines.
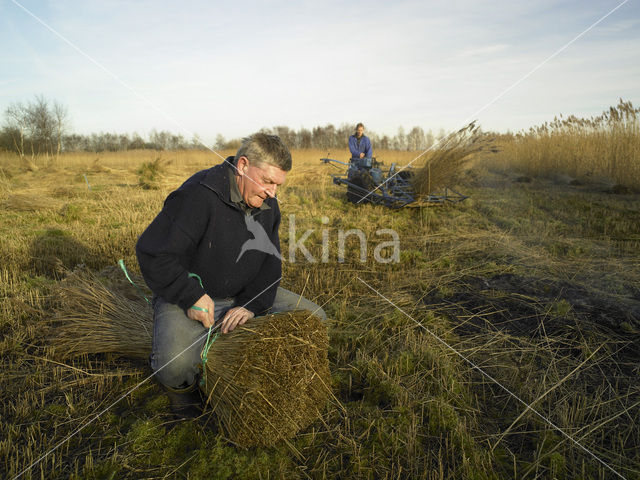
136, 133, 326, 417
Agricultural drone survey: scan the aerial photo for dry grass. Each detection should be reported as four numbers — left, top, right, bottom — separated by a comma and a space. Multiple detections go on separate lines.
0, 149, 233, 171
90, 158, 112, 174
0, 147, 638, 479
484, 99, 640, 188
2, 192, 61, 212
136, 156, 171, 189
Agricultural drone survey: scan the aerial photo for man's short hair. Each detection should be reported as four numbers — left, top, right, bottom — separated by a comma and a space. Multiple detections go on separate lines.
236, 133, 292, 171
356, 122, 364, 130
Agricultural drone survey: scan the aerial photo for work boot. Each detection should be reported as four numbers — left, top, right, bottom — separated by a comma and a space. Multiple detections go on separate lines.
163, 381, 203, 420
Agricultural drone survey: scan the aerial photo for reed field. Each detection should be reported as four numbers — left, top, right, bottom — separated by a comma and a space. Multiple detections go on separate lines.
486, 100, 640, 189
0, 141, 639, 479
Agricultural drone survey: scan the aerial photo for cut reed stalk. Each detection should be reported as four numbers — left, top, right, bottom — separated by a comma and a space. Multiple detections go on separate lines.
412, 121, 489, 195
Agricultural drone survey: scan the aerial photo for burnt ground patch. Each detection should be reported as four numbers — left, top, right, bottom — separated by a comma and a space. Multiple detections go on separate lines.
423, 273, 640, 360
421, 271, 640, 472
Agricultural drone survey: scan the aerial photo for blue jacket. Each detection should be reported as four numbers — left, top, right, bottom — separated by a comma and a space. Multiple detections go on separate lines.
348, 134, 372, 160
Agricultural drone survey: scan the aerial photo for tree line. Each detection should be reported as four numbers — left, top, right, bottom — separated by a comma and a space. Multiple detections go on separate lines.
2, 96, 446, 156
245, 124, 446, 153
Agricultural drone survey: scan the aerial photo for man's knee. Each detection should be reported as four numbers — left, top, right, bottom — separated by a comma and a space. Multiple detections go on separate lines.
272, 287, 327, 321
151, 348, 200, 389
151, 296, 205, 388
309, 304, 327, 321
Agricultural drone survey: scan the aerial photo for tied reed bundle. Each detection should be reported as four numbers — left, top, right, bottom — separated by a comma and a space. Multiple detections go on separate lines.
412, 121, 489, 196
201, 310, 330, 447
48, 268, 331, 447
48, 267, 153, 360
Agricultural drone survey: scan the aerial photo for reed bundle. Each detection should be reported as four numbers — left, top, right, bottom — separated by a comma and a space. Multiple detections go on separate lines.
412, 121, 488, 195
201, 310, 329, 447
48, 267, 153, 359
48, 267, 330, 447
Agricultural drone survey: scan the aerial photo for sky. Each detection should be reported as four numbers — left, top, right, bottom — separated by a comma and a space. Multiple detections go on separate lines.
1, 0, 639, 144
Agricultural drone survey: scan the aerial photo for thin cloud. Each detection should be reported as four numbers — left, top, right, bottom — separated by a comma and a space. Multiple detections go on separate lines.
1, 0, 638, 139
457, 44, 510, 58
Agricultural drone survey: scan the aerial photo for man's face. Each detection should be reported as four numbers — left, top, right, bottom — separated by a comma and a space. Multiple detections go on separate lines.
236, 157, 287, 208
356, 126, 364, 138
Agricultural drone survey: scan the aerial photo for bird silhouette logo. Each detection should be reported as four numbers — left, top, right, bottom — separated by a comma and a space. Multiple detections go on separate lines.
236, 214, 282, 262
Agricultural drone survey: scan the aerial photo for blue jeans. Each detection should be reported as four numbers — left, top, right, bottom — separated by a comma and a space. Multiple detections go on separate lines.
150, 288, 327, 389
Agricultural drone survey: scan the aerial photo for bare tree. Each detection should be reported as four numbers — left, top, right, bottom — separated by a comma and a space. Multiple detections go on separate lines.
214, 134, 226, 150
337, 123, 353, 150
4, 102, 28, 157
407, 126, 425, 150
393, 126, 406, 150
190, 133, 204, 150
26, 95, 55, 156
299, 128, 312, 149
266, 126, 293, 148
425, 129, 435, 148
3, 101, 444, 155
53, 101, 68, 159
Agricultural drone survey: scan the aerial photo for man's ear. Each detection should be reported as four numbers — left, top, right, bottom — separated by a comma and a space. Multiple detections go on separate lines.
236, 156, 249, 175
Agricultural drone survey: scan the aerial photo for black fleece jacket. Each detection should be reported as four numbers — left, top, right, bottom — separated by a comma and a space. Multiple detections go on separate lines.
135, 159, 282, 315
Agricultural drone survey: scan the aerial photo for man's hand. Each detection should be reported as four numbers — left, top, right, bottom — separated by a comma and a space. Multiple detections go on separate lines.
187, 294, 215, 328
220, 306, 254, 334
359, 152, 365, 158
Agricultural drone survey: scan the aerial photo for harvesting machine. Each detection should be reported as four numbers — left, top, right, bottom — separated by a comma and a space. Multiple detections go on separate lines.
321, 156, 467, 208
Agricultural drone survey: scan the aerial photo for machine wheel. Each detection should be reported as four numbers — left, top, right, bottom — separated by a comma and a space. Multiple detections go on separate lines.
346, 170, 375, 204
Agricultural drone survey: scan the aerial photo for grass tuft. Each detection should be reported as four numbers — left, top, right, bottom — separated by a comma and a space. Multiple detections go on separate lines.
137, 156, 169, 189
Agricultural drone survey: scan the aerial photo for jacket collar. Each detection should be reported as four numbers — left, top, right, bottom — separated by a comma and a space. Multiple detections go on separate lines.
229, 165, 270, 211
200, 157, 275, 213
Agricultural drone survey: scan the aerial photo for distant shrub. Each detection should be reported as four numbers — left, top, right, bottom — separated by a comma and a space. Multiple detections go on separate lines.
137, 157, 168, 189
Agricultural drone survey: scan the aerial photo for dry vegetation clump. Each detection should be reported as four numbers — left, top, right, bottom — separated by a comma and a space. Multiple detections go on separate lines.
50, 185, 78, 198
47, 267, 331, 448
20, 157, 39, 172
91, 157, 112, 173
202, 310, 330, 447
137, 156, 169, 189
412, 121, 490, 195
47, 267, 153, 359
0, 166, 14, 180
2, 192, 61, 211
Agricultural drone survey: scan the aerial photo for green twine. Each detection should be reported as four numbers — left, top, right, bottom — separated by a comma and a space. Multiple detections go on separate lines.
118, 259, 151, 305
188, 272, 208, 313
188, 272, 204, 288
199, 326, 219, 387
118, 261, 217, 386
187, 271, 219, 387
118, 261, 208, 315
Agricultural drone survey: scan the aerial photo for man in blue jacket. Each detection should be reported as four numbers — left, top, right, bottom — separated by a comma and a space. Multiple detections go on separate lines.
348, 122, 372, 162
136, 133, 326, 418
